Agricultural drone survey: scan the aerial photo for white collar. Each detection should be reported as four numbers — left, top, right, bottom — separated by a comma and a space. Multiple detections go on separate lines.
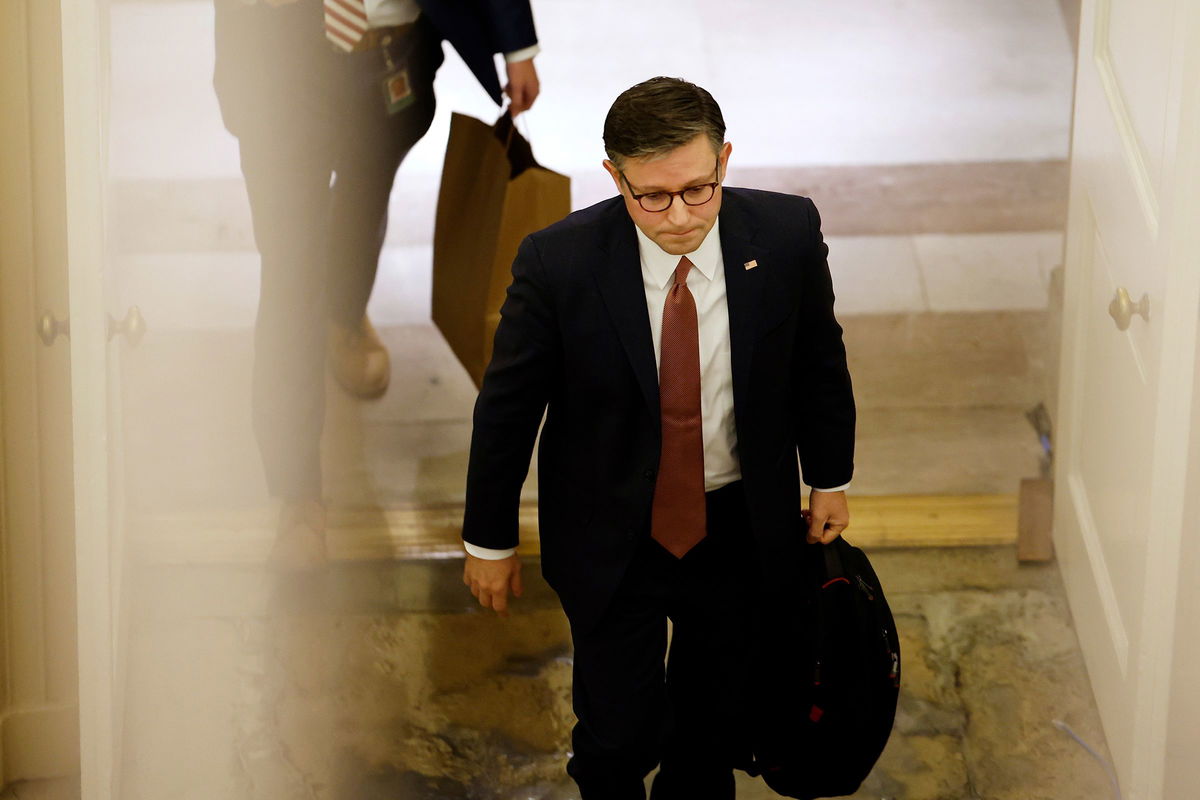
634, 218, 722, 290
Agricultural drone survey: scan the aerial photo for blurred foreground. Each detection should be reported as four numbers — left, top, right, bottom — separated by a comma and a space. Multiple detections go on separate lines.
116, 546, 1110, 800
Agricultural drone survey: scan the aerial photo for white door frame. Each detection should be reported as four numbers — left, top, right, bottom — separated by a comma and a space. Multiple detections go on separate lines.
61, 0, 119, 796
0, 0, 83, 784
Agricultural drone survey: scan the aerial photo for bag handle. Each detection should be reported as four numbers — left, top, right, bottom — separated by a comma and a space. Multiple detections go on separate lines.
491, 109, 540, 179
496, 107, 518, 150
801, 507, 847, 584
822, 536, 846, 582
801, 509, 849, 688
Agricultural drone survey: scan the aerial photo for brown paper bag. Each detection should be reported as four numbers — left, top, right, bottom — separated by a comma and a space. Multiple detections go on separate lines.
431, 111, 571, 387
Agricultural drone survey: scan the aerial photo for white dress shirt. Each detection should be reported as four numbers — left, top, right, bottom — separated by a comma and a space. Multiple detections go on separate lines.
364, 0, 421, 25
639, 219, 741, 491
366, 0, 541, 62
465, 220, 850, 560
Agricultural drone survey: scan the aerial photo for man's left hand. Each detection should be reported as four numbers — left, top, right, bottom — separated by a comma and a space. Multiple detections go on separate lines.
806, 489, 849, 545
504, 59, 540, 116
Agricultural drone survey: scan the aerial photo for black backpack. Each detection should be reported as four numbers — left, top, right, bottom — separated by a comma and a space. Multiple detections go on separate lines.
747, 530, 901, 798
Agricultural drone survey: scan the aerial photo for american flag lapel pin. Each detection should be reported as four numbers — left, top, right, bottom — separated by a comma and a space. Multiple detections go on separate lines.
744, 259, 758, 270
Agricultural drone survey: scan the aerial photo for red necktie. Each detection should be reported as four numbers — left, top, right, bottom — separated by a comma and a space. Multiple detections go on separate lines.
324, 0, 369, 51
651, 256, 706, 558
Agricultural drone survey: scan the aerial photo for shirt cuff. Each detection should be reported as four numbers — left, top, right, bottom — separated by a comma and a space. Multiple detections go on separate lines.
464, 542, 517, 560
504, 44, 541, 63
812, 481, 851, 493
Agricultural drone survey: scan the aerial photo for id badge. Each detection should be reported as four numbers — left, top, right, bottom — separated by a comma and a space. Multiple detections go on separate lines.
381, 68, 415, 115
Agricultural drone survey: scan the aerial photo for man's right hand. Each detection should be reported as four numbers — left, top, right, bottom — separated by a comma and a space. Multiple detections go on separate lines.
463, 553, 523, 617
504, 58, 540, 117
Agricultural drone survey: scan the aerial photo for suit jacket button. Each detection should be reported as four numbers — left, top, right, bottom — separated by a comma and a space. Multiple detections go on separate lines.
643, 468, 655, 481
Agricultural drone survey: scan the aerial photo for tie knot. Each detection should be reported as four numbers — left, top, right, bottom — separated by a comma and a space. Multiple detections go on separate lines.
674, 256, 694, 287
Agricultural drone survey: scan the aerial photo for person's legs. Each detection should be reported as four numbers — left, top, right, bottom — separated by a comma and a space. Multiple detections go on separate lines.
567, 540, 674, 800
320, 20, 444, 398
215, 0, 336, 503
325, 16, 444, 330
566, 485, 760, 798
238, 134, 333, 501
650, 483, 761, 800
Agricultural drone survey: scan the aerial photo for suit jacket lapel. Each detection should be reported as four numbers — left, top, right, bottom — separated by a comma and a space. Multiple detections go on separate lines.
591, 191, 777, 430
593, 206, 661, 427
719, 190, 772, 415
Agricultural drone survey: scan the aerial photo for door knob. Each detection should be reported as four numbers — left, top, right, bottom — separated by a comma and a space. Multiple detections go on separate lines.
107, 306, 146, 346
1108, 287, 1149, 331
37, 311, 70, 346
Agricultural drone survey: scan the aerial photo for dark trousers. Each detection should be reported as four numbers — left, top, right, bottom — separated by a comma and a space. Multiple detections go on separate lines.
216, 6, 444, 498
566, 481, 761, 800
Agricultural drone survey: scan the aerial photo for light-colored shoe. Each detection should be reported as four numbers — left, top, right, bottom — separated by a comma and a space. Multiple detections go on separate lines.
269, 498, 328, 572
328, 316, 390, 399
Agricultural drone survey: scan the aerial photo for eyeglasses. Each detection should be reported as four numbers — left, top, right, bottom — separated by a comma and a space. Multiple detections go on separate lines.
619, 159, 721, 213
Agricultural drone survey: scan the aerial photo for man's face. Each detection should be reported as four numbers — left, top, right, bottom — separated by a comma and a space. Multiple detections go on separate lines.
604, 135, 733, 256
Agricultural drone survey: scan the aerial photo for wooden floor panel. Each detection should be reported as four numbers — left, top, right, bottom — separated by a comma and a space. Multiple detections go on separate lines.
135, 494, 1019, 565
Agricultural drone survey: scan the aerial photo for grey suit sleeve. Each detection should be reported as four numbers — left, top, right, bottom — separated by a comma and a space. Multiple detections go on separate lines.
794, 198, 856, 489
462, 234, 559, 551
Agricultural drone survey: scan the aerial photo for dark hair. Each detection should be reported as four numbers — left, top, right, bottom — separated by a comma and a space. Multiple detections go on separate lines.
603, 77, 726, 168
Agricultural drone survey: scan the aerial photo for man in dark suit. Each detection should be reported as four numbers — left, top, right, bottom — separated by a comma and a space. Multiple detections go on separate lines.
461, 77, 856, 798
212, 0, 539, 568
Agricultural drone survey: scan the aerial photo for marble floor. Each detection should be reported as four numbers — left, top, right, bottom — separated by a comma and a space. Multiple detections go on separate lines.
112, 548, 1116, 800
105, 0, 1074, 515
77, 2, 1112, 799
106, 0, 1075, 314
106, 0, 1075, 180
107, 0, 1072, 516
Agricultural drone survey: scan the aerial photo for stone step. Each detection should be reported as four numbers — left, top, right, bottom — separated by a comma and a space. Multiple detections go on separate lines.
108, 160, 1065, 254
120, 313, 1049, 516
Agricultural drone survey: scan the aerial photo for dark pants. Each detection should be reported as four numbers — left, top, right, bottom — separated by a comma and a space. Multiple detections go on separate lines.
566, 481, 761, 800
215, 3, 444, 499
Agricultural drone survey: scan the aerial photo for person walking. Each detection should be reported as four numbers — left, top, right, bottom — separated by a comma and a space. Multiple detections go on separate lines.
212, 0, 541, 568
461, 77, 856, 798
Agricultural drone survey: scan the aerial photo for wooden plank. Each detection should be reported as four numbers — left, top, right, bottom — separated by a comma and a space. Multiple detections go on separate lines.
1017, 478, 1056, 561
847, 494, 1019, 548
133, 494, 1019, 566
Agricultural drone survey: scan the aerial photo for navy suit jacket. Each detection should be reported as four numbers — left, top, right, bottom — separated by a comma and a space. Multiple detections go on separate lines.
462, 188, 856, 632
416, 0, 538, 104
213, 0, 537, 137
